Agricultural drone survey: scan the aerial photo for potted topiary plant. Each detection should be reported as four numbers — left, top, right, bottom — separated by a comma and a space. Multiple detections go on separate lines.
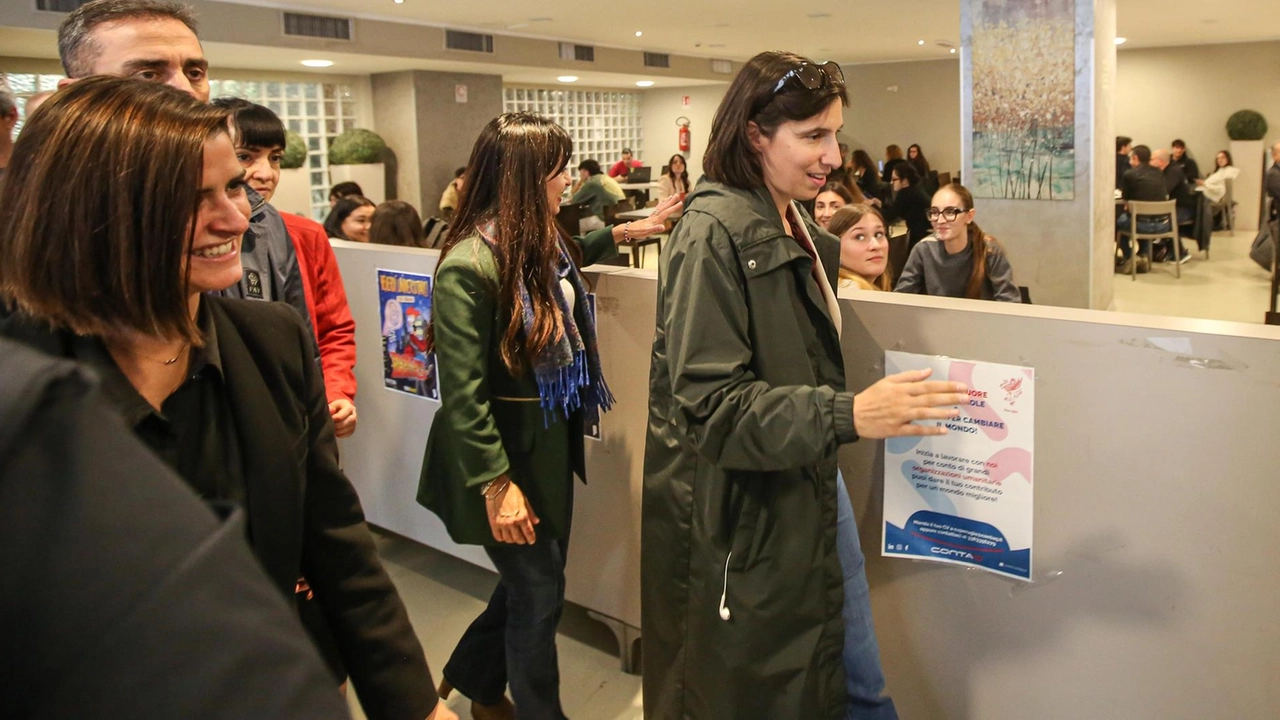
1225, 110, 1270, 232
272, 130, 314, 217
328, 128, 388, 204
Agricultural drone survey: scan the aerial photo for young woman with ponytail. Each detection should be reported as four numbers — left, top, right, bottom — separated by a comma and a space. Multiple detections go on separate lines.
894, 182, 1022, 302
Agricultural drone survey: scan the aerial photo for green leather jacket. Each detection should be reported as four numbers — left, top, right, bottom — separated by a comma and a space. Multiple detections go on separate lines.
417, 226, 618, 545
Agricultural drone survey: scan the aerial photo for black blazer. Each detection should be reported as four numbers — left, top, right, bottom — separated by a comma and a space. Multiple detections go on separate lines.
1, 298, 436, 720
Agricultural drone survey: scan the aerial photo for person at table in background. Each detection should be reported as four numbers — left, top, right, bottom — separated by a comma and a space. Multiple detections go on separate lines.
325, 195, 375, 242
55, 0, 311, 336
828, 142, 852, 187
1266, 142, 1280, 224
896, 183, 1020, 302
214, 97, 359, 439
0, 84, 16, 179
569, 158, 626, 232
439, 167, 465, 221
370, 200, 427, 248
814, 181, 854, 230
645, 50, 969, 720
906, 143, 935, 195
658, 152, 691, 202
873, 162, 931, 250
829, 204, 892, 291
1150, 148, 1194, 263
1170, 139, 1201, 181
851, 148, 885, 200
1199, 150, 1240, 228
418, 112, 676, 720
607, 146, 643, 178
880, 143, 906, 184
329, 180, 363, 208
0, 76, 450, 720
1116, 136, 1133, 191
1116, 144, 1168, 274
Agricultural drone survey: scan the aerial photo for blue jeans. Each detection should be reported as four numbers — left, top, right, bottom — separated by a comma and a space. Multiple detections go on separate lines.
443, 527, 571, 720
836, 472, 899, 720
1117, 209, 1193, 259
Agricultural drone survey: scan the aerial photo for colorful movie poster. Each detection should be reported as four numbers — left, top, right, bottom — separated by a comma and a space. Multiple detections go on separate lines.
378, 269, 439, 401
882, 351, 1035, 581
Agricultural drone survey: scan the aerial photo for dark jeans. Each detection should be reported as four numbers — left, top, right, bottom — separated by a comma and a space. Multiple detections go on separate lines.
836, 473, 898, 720
443, 505, 571, 719
1116, 209, 1193, 259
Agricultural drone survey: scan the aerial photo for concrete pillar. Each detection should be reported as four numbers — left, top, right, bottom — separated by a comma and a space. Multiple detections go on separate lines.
372, 70, 504, 218
961, 0, 1116, 309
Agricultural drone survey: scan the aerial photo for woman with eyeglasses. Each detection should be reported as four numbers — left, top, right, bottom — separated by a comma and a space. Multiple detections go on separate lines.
829, 204, 893, 291
895, 183, 1021, 302
643, 50, 967, 720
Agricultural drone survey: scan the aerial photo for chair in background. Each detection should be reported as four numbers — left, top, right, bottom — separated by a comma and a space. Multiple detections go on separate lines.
1118, 199, 1180, 280
556, 201, 590, 238
1209, 178, 1234, 246
936, 171, 952, 187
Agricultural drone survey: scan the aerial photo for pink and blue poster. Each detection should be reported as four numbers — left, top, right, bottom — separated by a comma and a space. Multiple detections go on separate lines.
882, 351, 1034, 581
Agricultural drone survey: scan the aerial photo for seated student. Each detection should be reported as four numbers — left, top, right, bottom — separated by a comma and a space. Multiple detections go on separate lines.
1150, 148, 1194, 264
370, 200, 427, 248
828, 204, 893, 291
438, 167, 465, 221
1116, 144, 1168, 274
657, 153, 690, 202
874, 162, 932, 250
881, 143, 906, 184
1116, 136, 1133, 190
814, 181, 862, 230
569, 159, 626, 231
214, 97, 359, 439
1171, 139, 1201, 181
896, 182, 1021, 302
1199, 150, 1239, 203
329, 180, 363, 208
851, 148, 886, 200
907, 143, 936, 195
325, 195, 376, 242
0, 77, 449, 720
607, 147, 643, 178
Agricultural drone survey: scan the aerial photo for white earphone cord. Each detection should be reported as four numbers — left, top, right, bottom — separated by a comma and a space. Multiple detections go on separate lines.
718, 552, 732, 621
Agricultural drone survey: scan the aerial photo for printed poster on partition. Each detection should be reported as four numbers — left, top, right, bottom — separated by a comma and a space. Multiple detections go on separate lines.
378, 269, 439, 401
882, 351, 1034, 581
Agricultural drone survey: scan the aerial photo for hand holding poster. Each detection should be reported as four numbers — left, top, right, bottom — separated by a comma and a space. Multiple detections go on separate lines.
882, 351, 1034, 581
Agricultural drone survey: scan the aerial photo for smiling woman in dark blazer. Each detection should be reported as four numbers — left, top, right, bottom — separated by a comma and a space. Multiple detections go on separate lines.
0, 78, 452, 720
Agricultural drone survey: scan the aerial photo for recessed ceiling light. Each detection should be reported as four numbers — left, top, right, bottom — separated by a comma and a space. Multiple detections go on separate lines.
300, 59, 333, 68
635, 31, 643, 37
636, 80, 655, 87
394, 0, 403, 4
558, 75, 578, 83
1114, 37, 1127, 45
918, 39, 925, 46
949, 48, 957, 54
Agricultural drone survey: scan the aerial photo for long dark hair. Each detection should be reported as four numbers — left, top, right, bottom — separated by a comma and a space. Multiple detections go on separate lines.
665, 153, 689, 192
704, 51, 848, 190
851, 149, 877, 175
428, 112, 573, 375
907, 143, 932, 176
324, 195, 375, 240
0, 76, 228, 345
369, 200, 425, 247
936, 183, 1002, 299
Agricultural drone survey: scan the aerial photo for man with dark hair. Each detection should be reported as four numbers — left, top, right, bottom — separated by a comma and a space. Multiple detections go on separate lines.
607, 147, 642, 178
1116, 136, 1132, 190
0, 84, 17, 177
330, 180, 364, 207
57, 0, 312, 337
1116, 144, 1169, 273
570, 158, 626, 230
1170, 139, 1201, 181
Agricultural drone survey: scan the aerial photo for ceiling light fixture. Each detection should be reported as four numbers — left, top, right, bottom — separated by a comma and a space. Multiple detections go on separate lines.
301, 59, 334, 68
394, 0, 403, 4
635, 31, 643, 37
558, 75, 579, 83
918, 39, 925, 46
1114, 37, 1127, 45
636, 80, 655, 87
949, 48, 957, 54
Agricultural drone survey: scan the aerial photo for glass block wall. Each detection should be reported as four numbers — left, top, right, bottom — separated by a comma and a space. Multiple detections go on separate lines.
503, 87, 644, 172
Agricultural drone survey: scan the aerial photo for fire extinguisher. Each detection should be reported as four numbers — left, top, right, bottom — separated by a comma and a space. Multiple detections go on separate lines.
676, 116, 691, 153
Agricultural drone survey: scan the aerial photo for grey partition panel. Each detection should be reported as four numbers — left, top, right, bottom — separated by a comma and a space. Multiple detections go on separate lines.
837, 292, 1280, 720
330, 241, 649, 628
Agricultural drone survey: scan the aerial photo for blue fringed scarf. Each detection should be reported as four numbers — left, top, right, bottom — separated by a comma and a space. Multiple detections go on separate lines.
477, 222, 614, 425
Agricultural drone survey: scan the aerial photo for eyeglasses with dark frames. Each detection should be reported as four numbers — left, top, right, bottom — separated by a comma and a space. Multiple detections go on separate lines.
773, 61, 845, 96
926, 207, 965, 222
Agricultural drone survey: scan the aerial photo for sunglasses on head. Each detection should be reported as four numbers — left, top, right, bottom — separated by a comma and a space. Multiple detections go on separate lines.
773, 61, 845, 96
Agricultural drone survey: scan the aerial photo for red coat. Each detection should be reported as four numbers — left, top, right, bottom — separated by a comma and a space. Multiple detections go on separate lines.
280, 212, 358, 405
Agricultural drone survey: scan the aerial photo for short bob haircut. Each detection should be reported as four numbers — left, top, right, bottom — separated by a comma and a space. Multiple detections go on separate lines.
368, 200, 426, 248
0, 76, 229, 344
211, 96, 286, 149
704, 50, 848, 190
324, 195, 376, 240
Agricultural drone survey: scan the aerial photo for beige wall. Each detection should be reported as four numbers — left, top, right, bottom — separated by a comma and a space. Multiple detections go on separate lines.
640, 84, 730, 183
843, 59, 963, 177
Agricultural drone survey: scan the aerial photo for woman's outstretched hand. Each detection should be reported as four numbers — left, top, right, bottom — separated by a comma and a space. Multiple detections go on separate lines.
853, 368, 968, 439
612, 193, 683, 244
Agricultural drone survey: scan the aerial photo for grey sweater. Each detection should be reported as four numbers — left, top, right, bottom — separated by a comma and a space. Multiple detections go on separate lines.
895, 235, 1022, 302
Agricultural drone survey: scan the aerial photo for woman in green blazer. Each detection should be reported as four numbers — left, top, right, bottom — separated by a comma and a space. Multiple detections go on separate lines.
418, 112, 676, 720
